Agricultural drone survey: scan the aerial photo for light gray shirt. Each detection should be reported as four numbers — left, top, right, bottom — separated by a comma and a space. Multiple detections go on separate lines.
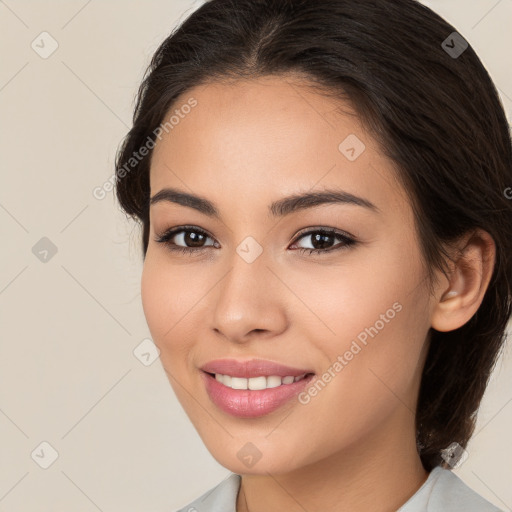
176, 466, 503, 511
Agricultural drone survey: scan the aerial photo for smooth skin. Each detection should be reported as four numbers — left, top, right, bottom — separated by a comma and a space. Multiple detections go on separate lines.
141, 75, 495, 512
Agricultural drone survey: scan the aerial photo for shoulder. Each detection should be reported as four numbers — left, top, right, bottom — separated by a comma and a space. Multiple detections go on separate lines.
175, 473, 241, 512
428, 467, 504, 511
399, 466, 504, 512
174, 467, 503, 512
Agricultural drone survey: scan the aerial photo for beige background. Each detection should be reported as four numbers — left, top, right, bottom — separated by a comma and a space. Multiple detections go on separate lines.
0, 0, 511, 510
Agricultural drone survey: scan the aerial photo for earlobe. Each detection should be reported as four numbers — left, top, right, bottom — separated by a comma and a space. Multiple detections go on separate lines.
431, 229, 496, 333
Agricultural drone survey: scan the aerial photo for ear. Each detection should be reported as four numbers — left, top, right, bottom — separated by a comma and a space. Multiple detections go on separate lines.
431, 228, 496, 332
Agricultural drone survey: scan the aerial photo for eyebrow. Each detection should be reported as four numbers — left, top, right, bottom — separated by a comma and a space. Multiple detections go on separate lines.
149, 187, 379, 218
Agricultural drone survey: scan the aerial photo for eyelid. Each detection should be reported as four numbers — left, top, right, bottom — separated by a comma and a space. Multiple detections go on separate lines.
155, 225, 216, 245
155, 225, 354, 244
292, 225, 356, 242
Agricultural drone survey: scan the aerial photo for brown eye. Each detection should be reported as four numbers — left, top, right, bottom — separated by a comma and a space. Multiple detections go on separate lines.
291, 229, 357, 255
155, 226, 218, 254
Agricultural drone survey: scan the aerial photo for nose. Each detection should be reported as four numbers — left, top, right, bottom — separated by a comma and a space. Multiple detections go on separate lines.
210, 249, 288, 344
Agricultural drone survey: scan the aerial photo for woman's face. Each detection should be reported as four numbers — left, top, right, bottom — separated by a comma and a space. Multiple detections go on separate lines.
142, 75, 440, 475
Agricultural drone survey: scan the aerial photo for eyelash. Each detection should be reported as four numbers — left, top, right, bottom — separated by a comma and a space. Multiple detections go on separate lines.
154, 225, 357, 256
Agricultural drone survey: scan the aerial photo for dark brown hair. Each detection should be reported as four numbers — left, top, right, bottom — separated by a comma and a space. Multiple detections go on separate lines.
114, 0, 512, 471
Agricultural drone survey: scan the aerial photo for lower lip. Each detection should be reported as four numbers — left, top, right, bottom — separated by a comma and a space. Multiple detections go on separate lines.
201, 371, 315, 418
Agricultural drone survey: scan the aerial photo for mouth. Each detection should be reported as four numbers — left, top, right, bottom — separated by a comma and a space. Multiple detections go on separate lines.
199, 360, 316, 418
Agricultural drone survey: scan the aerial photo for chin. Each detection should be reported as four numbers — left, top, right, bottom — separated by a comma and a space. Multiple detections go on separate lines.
198, 431, 310, 476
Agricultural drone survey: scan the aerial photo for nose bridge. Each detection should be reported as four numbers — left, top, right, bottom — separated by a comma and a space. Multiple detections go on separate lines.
218, 240, 269, 311
211, 239, 284, 340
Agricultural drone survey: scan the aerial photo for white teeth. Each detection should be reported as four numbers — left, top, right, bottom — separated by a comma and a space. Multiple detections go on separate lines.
230, 377, 248, 390
248, 376, 267, 390
214, 373, 307, 390
266, 375, 282, 389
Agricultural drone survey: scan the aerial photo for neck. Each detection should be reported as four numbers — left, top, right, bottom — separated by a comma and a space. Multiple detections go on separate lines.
236, 410, 428, 512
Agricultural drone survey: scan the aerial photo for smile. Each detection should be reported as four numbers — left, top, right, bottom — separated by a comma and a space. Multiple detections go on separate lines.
211, 373, 309, 390
201, 370, 316, 418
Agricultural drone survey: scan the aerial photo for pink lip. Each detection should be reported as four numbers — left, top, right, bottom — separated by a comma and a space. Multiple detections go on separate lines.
201, 371, 315, 418
200, 358, 314, 378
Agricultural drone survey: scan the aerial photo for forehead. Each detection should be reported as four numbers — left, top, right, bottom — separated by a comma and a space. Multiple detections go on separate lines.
149, 75, 407, 217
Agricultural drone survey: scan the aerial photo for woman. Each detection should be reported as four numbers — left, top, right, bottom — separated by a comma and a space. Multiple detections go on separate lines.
114, 0, 512, 510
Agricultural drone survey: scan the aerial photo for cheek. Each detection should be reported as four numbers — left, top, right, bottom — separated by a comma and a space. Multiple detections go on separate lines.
292, 241, 429, 423
140, 254, 195, 367
329, 231, 426, 353
141, 255, 167, 340
287, 245, 420, 352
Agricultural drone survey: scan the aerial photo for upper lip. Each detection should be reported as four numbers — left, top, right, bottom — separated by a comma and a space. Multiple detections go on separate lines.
200, 358, 315, 378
